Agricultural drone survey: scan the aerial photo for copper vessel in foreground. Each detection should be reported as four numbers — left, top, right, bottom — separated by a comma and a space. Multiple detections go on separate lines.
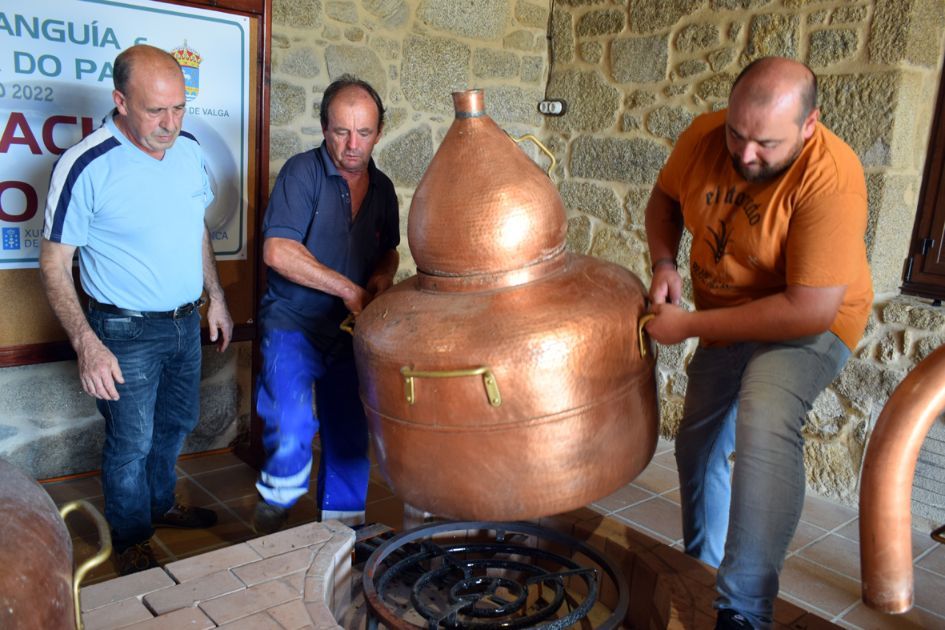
0, 458, 112, 629
353, 89, 658, 520
0, 457, 74, 629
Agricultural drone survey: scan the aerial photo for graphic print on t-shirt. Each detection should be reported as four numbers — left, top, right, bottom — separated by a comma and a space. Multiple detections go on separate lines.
691, 183, 766, 294
700, 185, 764, 266
705, 219, 732, 264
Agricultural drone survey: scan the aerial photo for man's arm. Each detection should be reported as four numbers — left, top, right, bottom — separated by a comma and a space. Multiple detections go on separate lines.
39, 238, 124, 400
263, 236, 372, 314
644, 185, 685, 305
644, 284, 846, 345
202, 227, 233, 352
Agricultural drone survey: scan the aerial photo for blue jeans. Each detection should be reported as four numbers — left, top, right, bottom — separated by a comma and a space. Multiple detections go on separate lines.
675, 332, 850, 629
88, 308, 201, 553
255, 329, 370, 512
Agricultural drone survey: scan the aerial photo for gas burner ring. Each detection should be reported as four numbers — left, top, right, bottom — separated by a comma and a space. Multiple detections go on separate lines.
363, 520, 629, 629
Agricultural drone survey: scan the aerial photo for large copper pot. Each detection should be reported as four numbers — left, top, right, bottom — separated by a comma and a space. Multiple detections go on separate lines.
0, 458, 111, 630
353, 89, 658, 520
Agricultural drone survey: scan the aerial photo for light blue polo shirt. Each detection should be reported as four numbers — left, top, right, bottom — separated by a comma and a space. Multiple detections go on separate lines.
44, 112, 213, 311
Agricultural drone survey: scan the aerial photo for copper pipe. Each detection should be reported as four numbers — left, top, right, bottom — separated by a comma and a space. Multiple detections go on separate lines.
860, 343, 945, 613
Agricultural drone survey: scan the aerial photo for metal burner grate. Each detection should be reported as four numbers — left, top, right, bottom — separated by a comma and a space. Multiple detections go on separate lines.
362, 521, 629, 629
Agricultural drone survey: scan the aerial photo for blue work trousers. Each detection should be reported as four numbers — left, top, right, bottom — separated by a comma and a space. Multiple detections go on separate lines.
255, 329, 370, 512
88, 308, 201, 553
675, 332, 850, 629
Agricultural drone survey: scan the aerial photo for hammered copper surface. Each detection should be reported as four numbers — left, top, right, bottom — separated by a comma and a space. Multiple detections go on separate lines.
407, 90, 568, 278
859, 343, 945, 614
0, 457, 75, 629
353, 89, 658, 520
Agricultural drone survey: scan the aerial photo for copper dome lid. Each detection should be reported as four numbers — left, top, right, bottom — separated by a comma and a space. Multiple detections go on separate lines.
407, 90, 567, 281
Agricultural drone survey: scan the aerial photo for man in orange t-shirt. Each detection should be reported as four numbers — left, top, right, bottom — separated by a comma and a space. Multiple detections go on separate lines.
644, 57, 871, 630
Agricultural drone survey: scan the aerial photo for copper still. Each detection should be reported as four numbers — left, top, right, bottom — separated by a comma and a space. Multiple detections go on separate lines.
0, 458, 111, 630
860, 343, 945, 613
352, 89, 659, 521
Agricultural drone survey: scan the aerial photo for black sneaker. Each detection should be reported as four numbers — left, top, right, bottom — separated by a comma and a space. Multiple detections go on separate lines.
116, 541, 159, 576
715, 609, 754, 630
152, 503, 218, 529
252, 501, 289, 535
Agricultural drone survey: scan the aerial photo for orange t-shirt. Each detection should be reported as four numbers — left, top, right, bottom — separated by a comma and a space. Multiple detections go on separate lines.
656, 109, 873, 350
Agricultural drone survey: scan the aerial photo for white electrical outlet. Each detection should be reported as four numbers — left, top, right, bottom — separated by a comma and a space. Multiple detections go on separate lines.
538, 99, 567, 116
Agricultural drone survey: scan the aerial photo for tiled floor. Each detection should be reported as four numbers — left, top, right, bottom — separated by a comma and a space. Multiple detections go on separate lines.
43, 439, 945, 629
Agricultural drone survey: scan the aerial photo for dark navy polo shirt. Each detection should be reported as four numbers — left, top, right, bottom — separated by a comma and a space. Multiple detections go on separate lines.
259, 142, 399, 348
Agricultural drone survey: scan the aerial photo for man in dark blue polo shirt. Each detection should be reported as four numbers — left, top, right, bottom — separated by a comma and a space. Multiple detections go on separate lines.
253, 76, 399, 533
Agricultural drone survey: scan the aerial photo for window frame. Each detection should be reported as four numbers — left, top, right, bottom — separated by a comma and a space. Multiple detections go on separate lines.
902, 63, 945, 301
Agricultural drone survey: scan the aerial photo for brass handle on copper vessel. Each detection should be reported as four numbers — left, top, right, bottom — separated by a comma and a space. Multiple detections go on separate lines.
509, 133, 556, 177
638, 313, 656, 359
60, 499, 112, 630
340, 313, 355, 335
401, 366, 502, 407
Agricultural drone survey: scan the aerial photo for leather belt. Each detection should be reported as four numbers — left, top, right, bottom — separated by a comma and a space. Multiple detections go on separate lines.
88, 297, 205, 319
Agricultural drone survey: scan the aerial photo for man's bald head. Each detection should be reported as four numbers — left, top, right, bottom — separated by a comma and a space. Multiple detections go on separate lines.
724, 57, 820, 183
113, 45, 182, 97
111, 44, 186, 158
730, 57, 817, 125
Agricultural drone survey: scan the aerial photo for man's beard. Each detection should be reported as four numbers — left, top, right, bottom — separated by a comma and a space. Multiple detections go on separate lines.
731, 140, 803, 183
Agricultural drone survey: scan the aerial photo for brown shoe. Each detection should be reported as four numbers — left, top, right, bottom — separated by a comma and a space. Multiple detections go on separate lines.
152, 503, 218, 529
116, 541, 159, 576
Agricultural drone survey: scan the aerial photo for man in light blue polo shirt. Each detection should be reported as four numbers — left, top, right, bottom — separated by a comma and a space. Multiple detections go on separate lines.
39, 44, 233, 576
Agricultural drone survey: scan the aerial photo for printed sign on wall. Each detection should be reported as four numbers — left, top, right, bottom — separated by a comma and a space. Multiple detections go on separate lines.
0, 0, 250, 269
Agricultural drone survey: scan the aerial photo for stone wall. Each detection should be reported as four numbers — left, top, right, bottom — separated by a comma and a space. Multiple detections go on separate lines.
0, 342, 253, 479
267, 0, 945, 525
547, 0, 945, 523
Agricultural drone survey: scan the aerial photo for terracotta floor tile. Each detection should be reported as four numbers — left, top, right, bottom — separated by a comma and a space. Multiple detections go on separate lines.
43, 475, 103, 503
171, 476, 217, 508
778, 591, 835, 624
912, 566, 945, 618
192, 464, 261, 503
177, 450, 248, 476
916, 543, 945, 576
130, 607, 216, 630
81, 596, 154, 630
838, 600, 945, 629
153, 502, 255, 558
653, 449, 678, 470
588, 502, 609, 516
779, 556, 861, 616
771, 594, 809, 626
629, 462, 680, 494
801, 495, 858, 531
798, 534, 860, 580
613, 496, 683, 545
654, 437, 675, 455
592, 482, 654, 514
81, 566, 176, 611
788, 519, 830, 554
166, 543, 262, 583
45, 448, 945, 629
224, 493, 258, 524
285, 495, 320, 528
